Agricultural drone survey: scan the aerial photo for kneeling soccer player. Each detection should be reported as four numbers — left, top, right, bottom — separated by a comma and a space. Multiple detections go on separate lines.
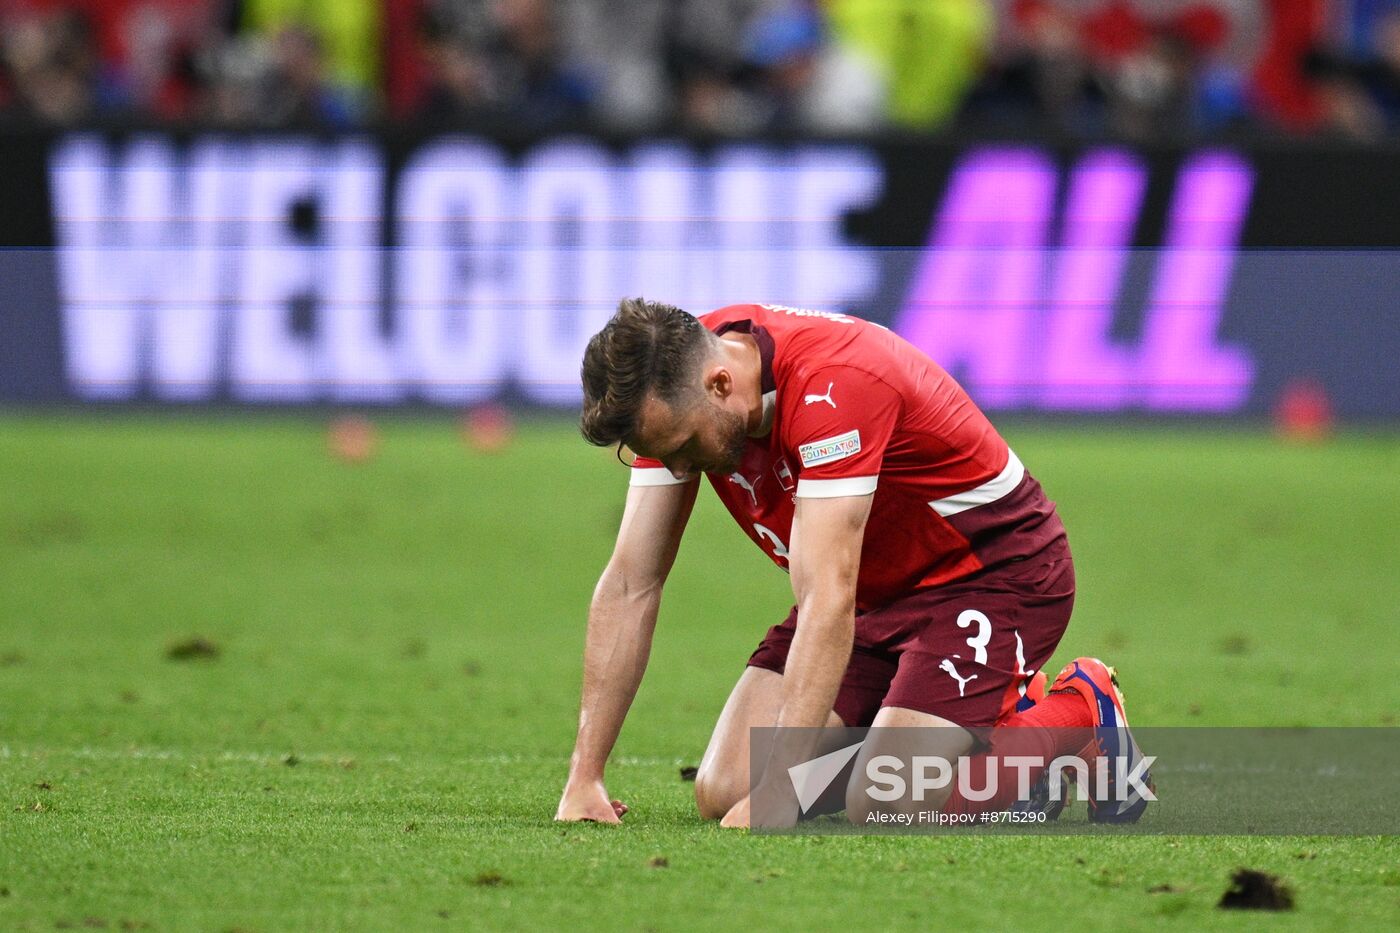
554, 298, 1149, 828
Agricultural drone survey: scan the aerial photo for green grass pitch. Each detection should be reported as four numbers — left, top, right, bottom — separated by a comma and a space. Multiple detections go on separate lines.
1, 414, 1398, 930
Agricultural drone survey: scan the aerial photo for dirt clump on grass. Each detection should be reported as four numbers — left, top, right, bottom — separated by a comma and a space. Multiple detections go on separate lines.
1218, 869, 1295, 910
165, 637, 220, 661
472, 871, 511, 887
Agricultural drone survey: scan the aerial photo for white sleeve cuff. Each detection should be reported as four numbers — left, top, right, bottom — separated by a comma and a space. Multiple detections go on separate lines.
629, 468, 696, 487
795, 476, 878, 498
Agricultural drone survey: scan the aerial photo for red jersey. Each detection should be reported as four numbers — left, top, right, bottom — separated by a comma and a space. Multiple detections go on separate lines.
630, 304, 1067, 612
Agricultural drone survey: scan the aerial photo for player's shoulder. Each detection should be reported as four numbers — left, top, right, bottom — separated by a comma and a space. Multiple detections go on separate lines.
783, 358, 898, 394
781, 329, 905, 394
696, 303, 766, 330
697, 302, 862, 329
697, 302, 905, 389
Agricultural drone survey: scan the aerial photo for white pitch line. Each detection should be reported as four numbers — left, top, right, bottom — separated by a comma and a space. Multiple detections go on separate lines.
0, 744, 685, 768
0, 745, 1362, 777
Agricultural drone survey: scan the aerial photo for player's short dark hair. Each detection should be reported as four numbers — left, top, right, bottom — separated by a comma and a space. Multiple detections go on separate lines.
579, 298, 713, 448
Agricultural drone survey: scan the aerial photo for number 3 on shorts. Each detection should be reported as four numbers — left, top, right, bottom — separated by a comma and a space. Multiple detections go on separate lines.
956, 609, 991, 665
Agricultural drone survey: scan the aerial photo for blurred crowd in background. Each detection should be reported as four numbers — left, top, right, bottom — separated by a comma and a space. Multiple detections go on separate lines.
3, 0, 1400, 141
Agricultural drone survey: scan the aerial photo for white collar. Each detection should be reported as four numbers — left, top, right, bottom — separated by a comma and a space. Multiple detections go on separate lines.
753, 390, 777, 437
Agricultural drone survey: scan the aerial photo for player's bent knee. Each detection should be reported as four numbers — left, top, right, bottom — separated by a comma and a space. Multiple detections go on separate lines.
845, 781, 956, 825
846, 766, 897, 825
845, 707, 972, 823
693, 765, 745, 820
844, 772, 922, 825
845, 785, 876, 826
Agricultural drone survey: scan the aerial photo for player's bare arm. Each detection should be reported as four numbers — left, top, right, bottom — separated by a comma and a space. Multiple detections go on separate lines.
720, 492, 872, 829
555, 478, 698, 823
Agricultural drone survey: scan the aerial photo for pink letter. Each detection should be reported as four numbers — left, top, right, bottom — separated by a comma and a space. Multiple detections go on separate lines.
894, 149, 1055, 408
1139, 151, 1255, 411
1040, 149, 1145, 410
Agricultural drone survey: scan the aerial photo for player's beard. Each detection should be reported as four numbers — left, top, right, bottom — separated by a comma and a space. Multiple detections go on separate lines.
706, 405, 749, 475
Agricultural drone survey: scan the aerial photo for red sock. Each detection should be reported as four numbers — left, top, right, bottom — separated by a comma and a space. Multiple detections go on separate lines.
1014, 689, 1094, 731
940, 691, 1092, 815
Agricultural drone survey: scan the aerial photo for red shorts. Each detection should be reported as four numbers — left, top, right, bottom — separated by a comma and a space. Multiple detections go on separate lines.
747, 547, 1075, 729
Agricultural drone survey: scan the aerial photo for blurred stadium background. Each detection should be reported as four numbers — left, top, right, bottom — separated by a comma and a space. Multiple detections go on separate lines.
2, 1, 1399, 930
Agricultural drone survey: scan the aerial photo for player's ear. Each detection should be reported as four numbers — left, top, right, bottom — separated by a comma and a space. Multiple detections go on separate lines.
704, 364, 733, 400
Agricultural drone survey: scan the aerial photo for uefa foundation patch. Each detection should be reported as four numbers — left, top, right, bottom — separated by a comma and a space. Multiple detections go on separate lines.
799, 430, 861, 467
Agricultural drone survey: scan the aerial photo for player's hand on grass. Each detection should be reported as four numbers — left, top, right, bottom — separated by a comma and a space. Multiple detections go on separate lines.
555, 778, 628, 823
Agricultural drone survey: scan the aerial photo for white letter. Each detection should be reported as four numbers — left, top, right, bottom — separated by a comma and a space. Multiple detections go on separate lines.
1120, 755, 1157, 802
394, 137, 511, 404
712, 145, 781, 304
1047, 755, 1091, 803
788, 147, 881, 311
324, 140, 396, 402
231, 140, 319, 401
1003, 755, 1043, 802
864, 754, 906, 802
624, 144, 698, 303
517, 141, 616, 405
955, 754, 999, 803
50, 135, 222, 400
910, 755, 953, 802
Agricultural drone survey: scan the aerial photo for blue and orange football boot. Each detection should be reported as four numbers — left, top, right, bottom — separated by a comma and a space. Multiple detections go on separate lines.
1008, 763, 1070, 821
1015, 670, 1048, 713
1049, 657, 1154, 823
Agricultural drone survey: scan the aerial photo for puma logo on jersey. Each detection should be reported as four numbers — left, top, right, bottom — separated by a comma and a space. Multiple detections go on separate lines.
728, 472, 759, 506
804, 382, 836, 408
939, 658, 978, 697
